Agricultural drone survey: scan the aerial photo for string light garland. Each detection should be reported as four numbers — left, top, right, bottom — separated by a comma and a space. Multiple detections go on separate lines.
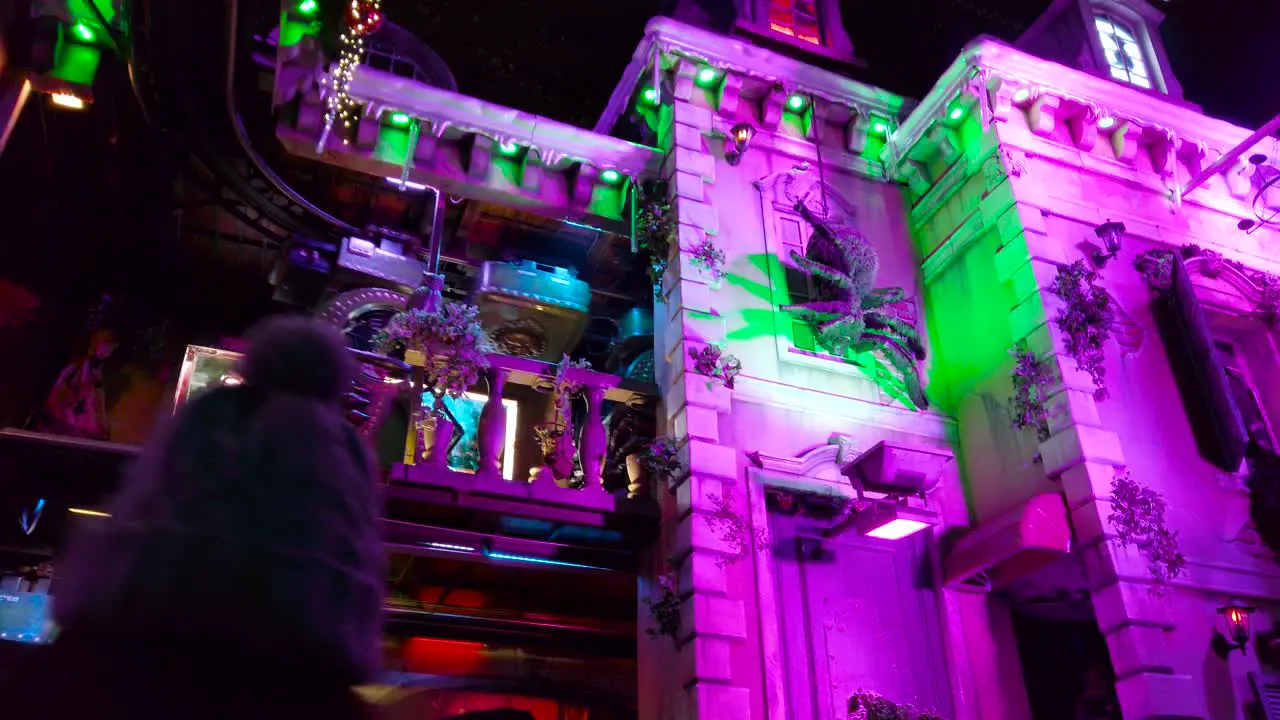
320, 0, 384, 149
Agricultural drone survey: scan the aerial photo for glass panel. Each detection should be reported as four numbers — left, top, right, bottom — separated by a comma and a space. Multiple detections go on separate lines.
1094, 13, 1153, 89
767, 0, 823, 45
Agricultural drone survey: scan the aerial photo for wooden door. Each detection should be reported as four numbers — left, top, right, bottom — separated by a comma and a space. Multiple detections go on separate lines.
771, 514, 953, 719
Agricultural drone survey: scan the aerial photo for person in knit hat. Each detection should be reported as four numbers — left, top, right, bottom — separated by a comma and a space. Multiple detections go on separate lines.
0, 315, 385, 719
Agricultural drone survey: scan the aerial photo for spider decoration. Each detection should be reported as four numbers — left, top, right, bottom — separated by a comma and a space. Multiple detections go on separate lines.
781, 201, 929, 409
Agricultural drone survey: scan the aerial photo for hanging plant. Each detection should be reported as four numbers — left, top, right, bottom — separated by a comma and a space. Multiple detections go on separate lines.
643, 571, 682, 641
1052, 260, 1115, 400
689, 344, 741, 389
848, 689, 945, 720
687, 237, 727, 284
644, 435, 685, 490
636, 181, 676, 298
374, 274, 495, 399
781, 202, 928, 409
706, 489, 768, 568
1009, 342, 1053, 442
1108, 472, 1186, 594
1133, 249, 1177, 293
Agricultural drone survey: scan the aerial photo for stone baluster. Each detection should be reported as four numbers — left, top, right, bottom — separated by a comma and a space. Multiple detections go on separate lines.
580, 384, 607, 491
476, 368, 509, 479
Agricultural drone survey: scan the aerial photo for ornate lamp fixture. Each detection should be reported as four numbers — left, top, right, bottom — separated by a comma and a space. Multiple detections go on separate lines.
1092, 220, 1126, 268
824, 441, 952, 541
724, 123, 755, 166
1216, 600, 1255, 655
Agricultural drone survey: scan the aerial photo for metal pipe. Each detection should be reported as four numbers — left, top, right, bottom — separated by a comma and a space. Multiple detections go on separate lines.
1180, 111, 1280, 198
424, 186, 446, 274
225, 0, 358, 238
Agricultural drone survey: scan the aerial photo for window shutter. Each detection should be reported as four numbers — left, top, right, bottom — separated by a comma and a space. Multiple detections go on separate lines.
1153, 255, 1249, 471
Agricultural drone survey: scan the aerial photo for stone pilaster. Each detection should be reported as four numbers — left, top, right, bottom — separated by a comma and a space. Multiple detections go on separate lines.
651, 84, 755, 720
995, 169, 1208, 717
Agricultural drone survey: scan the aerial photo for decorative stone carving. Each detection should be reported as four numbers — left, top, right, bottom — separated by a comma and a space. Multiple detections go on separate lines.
1110, 120, 1146, 164
753, 163, 858, 222
982, 153, 1007, 192
1110, 301, 1145, 357
1027, 94, 1061, 137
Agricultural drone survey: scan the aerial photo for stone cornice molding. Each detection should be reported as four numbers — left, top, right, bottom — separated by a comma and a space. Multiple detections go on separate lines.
890, 38, 1260, 184
346, 66, 664, 179
595, 17, 906, 137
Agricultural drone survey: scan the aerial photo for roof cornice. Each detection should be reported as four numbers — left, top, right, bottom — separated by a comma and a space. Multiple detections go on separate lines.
595, 17, 905, 137
890, 37, 1260, 170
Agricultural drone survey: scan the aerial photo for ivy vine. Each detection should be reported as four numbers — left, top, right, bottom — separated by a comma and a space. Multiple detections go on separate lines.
706, 489, 768, 568
643, 571, 682, 641
1108, 472, 1186, 594
848, 689, 945, 720
1009, 341, 1053, 442
643, 435, 684, 491
636, 181, 675, 298
689, 344, 742, 389
1052, 260, 1115, 400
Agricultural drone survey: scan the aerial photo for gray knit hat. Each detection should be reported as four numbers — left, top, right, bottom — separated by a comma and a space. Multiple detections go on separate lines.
53, 315, 386, 684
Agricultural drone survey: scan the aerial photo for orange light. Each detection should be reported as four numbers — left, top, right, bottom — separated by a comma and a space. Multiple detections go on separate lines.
49, 93, 87, 111
1217, 601, 1254, 653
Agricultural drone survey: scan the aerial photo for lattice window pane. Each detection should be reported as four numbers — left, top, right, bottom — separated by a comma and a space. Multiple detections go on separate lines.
767, 0, 823, 45
1094, 13, 1154, 89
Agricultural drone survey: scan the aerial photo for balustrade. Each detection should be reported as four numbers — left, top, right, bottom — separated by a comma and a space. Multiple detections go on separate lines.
376, 351, 657, 500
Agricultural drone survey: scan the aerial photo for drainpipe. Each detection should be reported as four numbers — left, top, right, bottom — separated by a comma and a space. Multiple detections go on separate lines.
1179, 111, 1280, 199
423, 186, 445, 275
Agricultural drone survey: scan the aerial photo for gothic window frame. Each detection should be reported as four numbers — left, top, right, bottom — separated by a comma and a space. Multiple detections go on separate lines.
1081, 0, 1179, 97
755, 169, 924, 409
765, 0, 823, 46
736, 0, 857, 64
1092, 12, 1155, 90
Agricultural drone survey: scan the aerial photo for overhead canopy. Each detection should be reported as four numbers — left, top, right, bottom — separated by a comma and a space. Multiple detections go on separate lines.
943, 493, 1072, 591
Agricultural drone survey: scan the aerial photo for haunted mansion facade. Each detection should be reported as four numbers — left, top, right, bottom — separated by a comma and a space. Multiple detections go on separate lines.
595, 1, 1280, 718
260, 0, 1280, 717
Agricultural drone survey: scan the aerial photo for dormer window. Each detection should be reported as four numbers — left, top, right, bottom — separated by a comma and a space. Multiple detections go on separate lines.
767, 0, 823, 45
1093, 12, 1153, 89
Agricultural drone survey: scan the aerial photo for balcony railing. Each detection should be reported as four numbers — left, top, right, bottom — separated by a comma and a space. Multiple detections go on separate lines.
348, 350, 659, 513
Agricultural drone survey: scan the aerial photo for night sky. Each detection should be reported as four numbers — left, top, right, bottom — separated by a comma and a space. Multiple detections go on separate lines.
387, 0, 1280, 131
0, 0, 1275, 428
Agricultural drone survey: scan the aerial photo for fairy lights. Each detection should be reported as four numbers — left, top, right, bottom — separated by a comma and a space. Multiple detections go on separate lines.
322, 0, 384, 147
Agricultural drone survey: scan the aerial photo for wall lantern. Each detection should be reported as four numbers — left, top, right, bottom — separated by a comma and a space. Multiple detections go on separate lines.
724, 123, 755, 166
1216, 601, 1255, 655
1092, 219, 1126, 268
